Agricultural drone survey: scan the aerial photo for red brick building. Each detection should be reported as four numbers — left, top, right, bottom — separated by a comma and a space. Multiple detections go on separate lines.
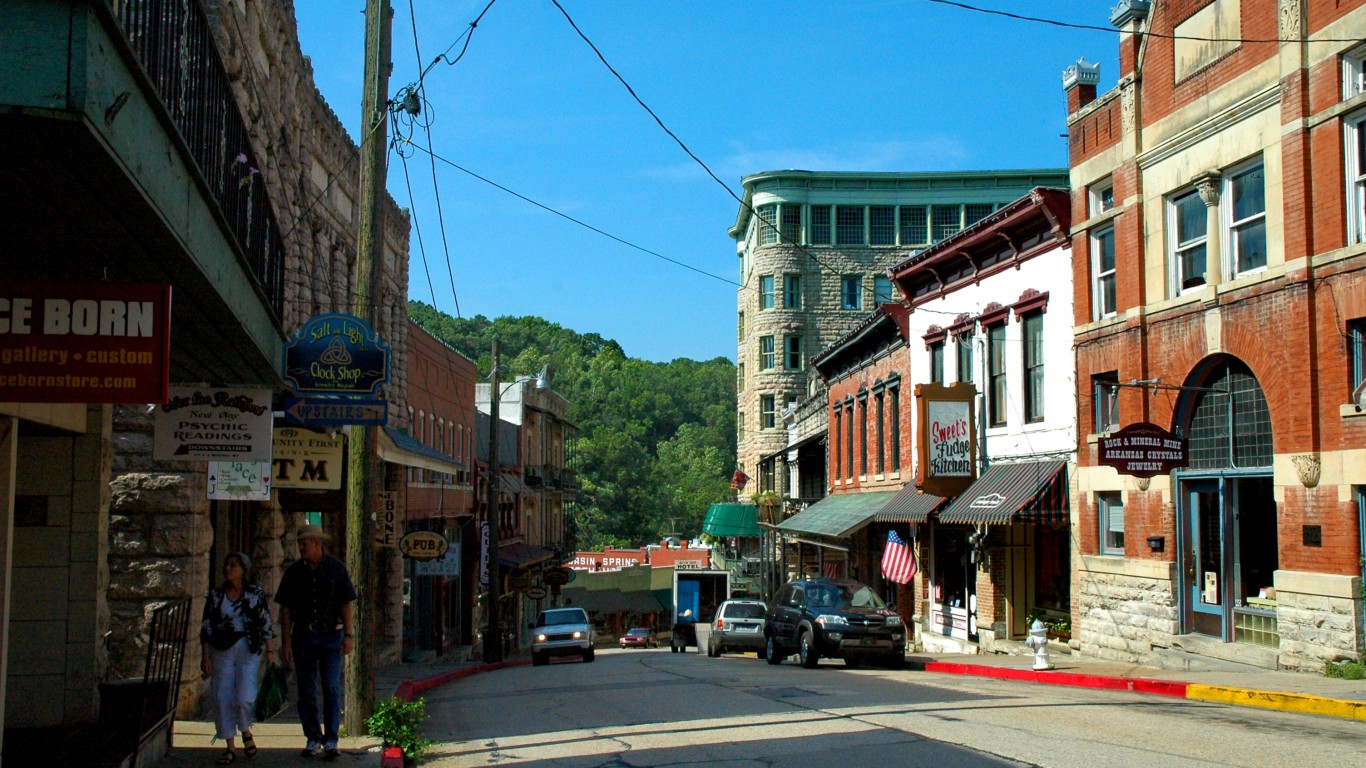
1068, 0, 1366, 670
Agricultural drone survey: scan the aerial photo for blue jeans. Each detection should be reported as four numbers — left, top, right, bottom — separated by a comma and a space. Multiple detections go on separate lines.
293, 628, 344, 744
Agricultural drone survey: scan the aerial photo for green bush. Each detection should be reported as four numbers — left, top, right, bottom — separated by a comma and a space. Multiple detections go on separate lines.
367, 696, 433, 763
1324, 660, 1366, 680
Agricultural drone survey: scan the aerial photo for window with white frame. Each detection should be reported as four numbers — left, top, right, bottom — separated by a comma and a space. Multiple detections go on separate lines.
759, 336, 775, 369
1226, 161, 1266, 277
870, 206, 896, 245
900, 206, 928, 245
987, 322, 1008, 427
836, 205, 865, 245
1347, 111, 1366, 244
758, 204, 779, 245
1169, 188, 1208, 292
1022, 312, 1044, 423
1350, 319, 1366, 397
1344, 44, 1366, 100
1099, 492, 1124, 555
874, 276, 894, 304
810, 205, 831, 244
1093, 225, 1117, 319
842, 276, 863, 310
783, 274, 802, 309
780, 204, 800, 243
784, 335, 802, 370
1093, 371, 1120, 434
1091, 179, 1115, 215
759, 274, 774, 309
760, 395, 776, 429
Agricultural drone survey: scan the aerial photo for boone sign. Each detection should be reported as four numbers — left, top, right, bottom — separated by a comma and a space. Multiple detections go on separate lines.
399, 531, 448, 561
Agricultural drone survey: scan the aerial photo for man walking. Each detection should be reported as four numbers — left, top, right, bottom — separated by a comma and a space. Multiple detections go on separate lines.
275, 525, 357, 760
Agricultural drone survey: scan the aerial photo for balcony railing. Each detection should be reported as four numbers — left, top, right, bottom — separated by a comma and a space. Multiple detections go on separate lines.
108, 0, 284, 320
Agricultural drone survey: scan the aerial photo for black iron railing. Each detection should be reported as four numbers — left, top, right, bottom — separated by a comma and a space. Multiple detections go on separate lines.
108, 0, 284, 320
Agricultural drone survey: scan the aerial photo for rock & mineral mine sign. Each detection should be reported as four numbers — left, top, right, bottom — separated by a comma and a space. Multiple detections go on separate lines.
1098, 422, 1188, 478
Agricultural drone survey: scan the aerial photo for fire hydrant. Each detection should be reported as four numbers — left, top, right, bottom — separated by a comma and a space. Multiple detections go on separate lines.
1024, 619, 1054, 670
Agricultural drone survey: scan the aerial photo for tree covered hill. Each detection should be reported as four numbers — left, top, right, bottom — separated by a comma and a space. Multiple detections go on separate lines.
409, 301, 737, 548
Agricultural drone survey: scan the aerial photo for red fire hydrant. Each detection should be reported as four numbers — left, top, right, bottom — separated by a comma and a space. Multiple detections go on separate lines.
381, 746, 405, 767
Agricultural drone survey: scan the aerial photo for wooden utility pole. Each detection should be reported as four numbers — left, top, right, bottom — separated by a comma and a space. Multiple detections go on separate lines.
347, 0, 392, 734
484, 340, 502, 662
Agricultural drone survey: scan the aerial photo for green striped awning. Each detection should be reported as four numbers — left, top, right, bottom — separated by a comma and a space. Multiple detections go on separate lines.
702, 503, 761, 538
938, 459, 1068, 525
876, 484, 946, 524
775, 491, 898, 539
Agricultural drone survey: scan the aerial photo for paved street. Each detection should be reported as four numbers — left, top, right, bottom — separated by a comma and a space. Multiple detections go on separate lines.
417, 648, 1362, 768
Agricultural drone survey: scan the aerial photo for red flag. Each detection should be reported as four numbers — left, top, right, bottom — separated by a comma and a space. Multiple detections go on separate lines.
730, 468, 749, 491
881, 529, 917, 584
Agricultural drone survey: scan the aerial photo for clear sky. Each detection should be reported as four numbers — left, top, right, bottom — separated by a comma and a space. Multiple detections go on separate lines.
293, 1, 1119, 364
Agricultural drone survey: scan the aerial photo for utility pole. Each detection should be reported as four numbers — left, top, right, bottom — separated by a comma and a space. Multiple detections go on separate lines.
484, 340, 502, 662
347, 0, 392, 734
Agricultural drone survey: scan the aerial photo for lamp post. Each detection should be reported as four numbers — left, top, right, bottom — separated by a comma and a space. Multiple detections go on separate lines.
483, 339, 549, 663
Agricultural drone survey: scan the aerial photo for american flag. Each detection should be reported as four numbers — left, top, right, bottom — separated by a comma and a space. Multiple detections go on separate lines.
881, 529, 917, 584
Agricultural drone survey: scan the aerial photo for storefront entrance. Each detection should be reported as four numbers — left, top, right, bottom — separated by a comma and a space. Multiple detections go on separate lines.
930, 525, 975, 641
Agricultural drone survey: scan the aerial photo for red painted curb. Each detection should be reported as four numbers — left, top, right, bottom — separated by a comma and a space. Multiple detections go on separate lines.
921, 661, 1190, 698
393, 659, 530, 701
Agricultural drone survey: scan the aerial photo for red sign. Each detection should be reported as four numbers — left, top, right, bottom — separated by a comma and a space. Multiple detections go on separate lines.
1098, 422, 1188, 478
0, 281, 171, 403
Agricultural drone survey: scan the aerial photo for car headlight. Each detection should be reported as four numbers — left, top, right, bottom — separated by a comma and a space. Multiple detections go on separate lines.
884, 615, 902, 626
535, 634, 547, 643
572, 630, 583, 639
816, 614, 848, 627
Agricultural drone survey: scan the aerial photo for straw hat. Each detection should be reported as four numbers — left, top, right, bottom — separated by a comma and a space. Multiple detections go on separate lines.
295, 524, 330, 542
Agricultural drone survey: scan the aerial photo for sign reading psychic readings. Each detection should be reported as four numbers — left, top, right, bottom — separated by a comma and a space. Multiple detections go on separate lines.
915, 382, 978, 498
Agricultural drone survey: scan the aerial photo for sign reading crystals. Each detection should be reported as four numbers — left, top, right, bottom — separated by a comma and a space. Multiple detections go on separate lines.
282, 313, 391, 396
1098, 422, 1188, 478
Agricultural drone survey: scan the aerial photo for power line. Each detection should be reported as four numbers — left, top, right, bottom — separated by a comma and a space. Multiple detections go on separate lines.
926, 0, 1366, 44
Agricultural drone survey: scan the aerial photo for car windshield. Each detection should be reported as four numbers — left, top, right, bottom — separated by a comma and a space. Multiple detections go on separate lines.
627, 629, 650, 636
723, 603, 766, 619
538, 609, 586, 626
808, 583, 886, 610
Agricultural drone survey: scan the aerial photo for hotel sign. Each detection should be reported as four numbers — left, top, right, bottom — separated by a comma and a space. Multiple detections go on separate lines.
915, 382, 978, 498
1098, 422, 1188, 478
0, 281, 171, 403
282, 313, 391, 396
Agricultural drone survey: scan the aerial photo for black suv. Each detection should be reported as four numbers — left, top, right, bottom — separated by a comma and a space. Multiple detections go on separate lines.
764, 577, 906, 669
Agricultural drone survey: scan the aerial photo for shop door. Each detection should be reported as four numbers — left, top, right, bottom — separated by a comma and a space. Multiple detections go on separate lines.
1185, 480, 1227, 638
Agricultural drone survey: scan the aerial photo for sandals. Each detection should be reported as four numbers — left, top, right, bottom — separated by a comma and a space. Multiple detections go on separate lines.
217, 750, 236, 765
242, 733, 257, 759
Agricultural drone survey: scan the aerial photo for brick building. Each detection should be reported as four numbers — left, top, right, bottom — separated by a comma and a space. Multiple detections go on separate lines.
1068, 0, 1366, 670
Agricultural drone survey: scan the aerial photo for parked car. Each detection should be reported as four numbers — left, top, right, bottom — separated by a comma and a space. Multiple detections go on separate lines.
764, 577, 905, 669
707, 599, 767, 657
619, 627, 659, 649
531, 607, 595, 666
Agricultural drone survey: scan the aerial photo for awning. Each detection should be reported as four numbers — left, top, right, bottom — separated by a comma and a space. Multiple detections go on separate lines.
938, 459, 1068, 525
497, 542, 553, 569
702, 503, 761, 538
378, 427, 460, 475
877, 484, 946, 524
499, 473, 530, 496
775, 491, 897, 539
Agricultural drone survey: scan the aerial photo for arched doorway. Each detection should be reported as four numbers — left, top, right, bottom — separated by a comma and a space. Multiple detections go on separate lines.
1174, 356, 1277, 643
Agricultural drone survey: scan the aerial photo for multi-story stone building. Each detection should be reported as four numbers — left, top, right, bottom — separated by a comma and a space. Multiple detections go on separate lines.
1067, 0, 1366, 671
731, 169, 1068, 491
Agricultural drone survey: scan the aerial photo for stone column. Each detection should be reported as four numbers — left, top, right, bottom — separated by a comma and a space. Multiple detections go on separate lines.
1195, 170, 1223, 289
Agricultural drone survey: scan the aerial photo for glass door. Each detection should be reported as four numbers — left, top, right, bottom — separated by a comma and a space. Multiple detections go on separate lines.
1186, 480, 1226, 637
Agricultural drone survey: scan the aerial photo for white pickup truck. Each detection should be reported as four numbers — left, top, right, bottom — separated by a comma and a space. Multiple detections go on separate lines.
530, 607, 596, 666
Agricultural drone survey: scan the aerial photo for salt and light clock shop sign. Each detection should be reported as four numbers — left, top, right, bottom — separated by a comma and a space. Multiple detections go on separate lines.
153, 386, 274, 462
915, 382, 978, 498
1098, 422, 1188, 478
282, 313, 391, 396
0, 281, 172, 403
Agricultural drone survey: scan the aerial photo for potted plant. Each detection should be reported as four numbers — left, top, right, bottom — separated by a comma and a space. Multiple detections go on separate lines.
367, 696, 433, 766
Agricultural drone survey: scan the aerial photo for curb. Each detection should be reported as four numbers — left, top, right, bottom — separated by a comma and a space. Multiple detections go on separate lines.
392, 659, 529, 701
910, 660, 1365, 720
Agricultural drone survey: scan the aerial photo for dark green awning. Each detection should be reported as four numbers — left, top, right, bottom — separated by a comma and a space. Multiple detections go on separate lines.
702, 503, 761, 537
775, 491, 897, 539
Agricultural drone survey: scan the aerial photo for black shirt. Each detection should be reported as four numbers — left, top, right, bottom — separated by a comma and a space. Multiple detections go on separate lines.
274, 554, 358, 633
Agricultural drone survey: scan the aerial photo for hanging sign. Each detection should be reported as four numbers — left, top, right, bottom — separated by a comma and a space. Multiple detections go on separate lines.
525, 586, 548, 600
282, 313, 391, 396
282, 395, 388, 426
400, 530, 448, 561
272, 427, 345, 490
153, 386, 273, 462
374, 491, 400, 546
415, 549, 460, 576
1098, 422, 1188, 478
915, 382, 978, 498
208, 461, 272, 501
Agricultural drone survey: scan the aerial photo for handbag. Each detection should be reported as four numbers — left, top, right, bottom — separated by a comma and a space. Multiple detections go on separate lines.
255, 662, 289, 721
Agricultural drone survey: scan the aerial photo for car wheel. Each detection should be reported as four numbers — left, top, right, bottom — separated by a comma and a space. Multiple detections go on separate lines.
583, 647, 595, 663
706, 638, 717, 657
881, 654, 904, 670
799, 631, 819, 669
844, 656, 863, 669
532, 652, 548, 667
765, 635, 783, 665
671, 642, 679, 653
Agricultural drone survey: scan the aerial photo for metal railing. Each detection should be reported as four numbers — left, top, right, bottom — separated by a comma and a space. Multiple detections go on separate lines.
108, 0, 285, 319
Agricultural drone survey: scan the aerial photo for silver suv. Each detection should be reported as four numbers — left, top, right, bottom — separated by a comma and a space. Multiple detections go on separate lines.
531, 607, 595, 666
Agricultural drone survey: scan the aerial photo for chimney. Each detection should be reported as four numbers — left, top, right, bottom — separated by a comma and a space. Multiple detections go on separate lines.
1110, 0, 1151, 79
1063, 59, 1101, 113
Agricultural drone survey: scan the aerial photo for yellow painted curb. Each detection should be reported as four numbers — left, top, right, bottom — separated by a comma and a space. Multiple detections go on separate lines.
1186, 684, 1366, 720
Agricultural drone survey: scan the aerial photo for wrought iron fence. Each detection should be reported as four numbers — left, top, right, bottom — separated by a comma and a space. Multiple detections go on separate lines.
108, 0, 284, 319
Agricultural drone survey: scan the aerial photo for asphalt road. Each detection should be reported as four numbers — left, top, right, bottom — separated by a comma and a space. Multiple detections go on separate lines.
419, 647, 1364, 768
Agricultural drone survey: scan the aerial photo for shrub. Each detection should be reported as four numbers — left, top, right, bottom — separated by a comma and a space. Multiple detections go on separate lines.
1324, 660, 1366, 680
367, 696, 433, 764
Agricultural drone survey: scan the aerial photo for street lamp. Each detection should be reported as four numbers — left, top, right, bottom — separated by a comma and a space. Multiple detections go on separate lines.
484, 338, 549, 663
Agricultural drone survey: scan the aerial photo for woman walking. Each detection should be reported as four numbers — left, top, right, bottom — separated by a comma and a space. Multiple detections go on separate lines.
201, 552, 273, 764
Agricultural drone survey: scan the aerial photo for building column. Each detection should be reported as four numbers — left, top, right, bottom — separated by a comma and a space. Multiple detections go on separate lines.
1195, 170, 1223, 288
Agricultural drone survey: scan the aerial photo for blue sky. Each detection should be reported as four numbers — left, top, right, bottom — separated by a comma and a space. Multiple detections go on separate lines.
293, 1, 1119, 363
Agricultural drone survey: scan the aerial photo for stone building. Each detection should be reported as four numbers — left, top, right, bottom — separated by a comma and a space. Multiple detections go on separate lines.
1067, 0, 1366, 671
730, 169, 1068, 493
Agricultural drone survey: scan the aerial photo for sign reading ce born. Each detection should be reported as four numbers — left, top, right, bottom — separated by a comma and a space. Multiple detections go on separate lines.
282, 313, 390, 396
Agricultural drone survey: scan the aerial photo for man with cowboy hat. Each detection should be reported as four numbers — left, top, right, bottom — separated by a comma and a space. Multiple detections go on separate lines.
274, 524, 357, 760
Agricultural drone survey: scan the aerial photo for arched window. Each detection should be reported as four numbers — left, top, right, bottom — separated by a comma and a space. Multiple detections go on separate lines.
1183, 357, 1272, 469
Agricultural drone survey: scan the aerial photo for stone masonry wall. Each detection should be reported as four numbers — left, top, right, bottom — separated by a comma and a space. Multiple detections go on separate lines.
1274, 571, 1364, 672
1076, 556, 1178, 663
